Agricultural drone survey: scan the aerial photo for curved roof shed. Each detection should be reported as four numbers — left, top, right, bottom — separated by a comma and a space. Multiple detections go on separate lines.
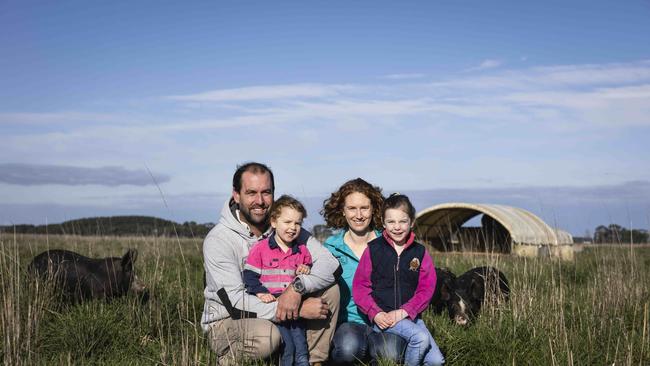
414, 203, 574, 258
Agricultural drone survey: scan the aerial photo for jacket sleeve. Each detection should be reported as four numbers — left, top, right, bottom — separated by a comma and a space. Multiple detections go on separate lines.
400, 250, 436, 320
352, 248, 383, 323
203, 234, 277, 320
297, 233, 338, 293
302, 245, 313, 267
242, 245, 270, 294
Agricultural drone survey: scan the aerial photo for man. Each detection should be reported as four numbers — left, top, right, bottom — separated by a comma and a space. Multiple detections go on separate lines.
201, 162, 340, 365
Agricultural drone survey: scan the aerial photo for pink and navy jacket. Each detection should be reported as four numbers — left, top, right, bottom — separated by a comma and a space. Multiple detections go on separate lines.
243, 230, 313, 295
352, 230, 436, 323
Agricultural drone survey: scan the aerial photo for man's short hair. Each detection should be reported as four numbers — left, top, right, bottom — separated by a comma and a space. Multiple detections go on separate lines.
232, 162, 275, 193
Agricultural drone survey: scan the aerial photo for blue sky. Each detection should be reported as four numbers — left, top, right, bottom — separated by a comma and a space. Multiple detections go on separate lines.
1, 1, 650, 235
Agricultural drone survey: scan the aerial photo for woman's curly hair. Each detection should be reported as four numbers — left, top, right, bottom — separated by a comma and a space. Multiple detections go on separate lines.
320, 178, 385, 229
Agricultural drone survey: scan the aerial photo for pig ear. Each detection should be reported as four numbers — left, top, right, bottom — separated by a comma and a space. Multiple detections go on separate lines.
470, 278, 483, 299
121, 249, 137, 269
440, 283, 451, 301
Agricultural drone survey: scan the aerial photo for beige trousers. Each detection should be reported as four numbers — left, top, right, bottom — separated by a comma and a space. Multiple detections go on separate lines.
208, 284, 340, 364
306, 283, 340, 363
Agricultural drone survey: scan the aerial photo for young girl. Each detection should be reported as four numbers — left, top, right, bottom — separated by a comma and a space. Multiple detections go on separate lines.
243, 195, 312, 366
352, 193, 445, 366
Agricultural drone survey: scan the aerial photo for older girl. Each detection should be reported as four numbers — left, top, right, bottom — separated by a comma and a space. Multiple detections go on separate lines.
353, 193, 444, 366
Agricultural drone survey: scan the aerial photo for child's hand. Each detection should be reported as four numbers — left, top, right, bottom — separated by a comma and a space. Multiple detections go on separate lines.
295, 264, 311, 275
256, 293, 276, 303
385, 309, 408, 327
374, 312, 394, 330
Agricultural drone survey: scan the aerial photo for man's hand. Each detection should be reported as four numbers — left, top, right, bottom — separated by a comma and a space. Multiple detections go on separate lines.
276, 285, 302, 321
298, 297, 329, 320
374, 312, 393, 330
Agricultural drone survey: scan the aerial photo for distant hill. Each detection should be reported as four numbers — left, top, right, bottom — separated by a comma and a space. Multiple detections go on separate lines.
1, 216, 215, 238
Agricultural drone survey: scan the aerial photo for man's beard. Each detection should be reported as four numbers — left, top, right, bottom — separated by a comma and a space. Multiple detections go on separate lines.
240, 204, 269, 227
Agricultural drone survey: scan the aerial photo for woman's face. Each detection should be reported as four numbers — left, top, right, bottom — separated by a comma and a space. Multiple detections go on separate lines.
343, 192, 373, 234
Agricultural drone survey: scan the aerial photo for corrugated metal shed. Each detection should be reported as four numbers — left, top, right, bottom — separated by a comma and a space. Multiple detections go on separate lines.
415, 203, 573, 248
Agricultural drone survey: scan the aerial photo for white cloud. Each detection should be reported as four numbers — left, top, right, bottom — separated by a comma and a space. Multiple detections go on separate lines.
0, 111, 116, 125
466, 59, 503, 72
0, 163, 170, 186
381, 73, 426, 80
2, 59, 650, 205
529, 61, 650, 86
435, 60, 650, 91
154, 60, 648, 133
596, 84, 650, 99
6, 60, 649, 161
166, 83, 358, 102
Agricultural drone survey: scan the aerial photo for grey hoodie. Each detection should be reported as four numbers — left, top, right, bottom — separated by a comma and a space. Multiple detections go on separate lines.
201, 199, 339, 332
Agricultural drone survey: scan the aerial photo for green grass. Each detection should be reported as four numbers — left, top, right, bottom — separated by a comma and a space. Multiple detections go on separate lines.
1, 233, 649, 365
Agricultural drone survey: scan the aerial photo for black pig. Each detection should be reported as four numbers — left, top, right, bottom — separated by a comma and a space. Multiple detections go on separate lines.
448, 266, 509, 326
28, 249, 147, 303
430, 267, 457, 315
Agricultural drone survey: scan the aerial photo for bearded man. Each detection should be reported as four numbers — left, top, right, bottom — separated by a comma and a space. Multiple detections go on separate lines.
201, 162, 340, 365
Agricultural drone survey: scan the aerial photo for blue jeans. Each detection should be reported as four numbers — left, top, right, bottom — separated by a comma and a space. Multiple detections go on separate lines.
373, 318, 444, 366
276, 320, 309, 366
330, 322, 406, 365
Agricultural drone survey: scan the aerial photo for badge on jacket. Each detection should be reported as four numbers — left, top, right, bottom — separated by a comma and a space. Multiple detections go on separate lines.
409, 258, 420, 271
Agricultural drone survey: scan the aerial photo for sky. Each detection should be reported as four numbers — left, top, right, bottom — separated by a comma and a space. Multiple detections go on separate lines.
1, 0, 650, 235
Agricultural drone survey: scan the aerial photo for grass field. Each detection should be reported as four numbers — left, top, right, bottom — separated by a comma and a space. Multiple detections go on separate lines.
1, 233, 649, 365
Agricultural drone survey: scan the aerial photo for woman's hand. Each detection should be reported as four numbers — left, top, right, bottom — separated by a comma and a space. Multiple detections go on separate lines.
374, 312, 393, 329
386, 309, 408, 327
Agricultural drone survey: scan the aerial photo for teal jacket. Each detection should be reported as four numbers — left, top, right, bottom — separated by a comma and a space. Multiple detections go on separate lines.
324, 229, 380, 325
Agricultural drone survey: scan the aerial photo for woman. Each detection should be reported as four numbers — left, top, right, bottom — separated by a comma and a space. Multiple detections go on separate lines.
322, 178, 406, 364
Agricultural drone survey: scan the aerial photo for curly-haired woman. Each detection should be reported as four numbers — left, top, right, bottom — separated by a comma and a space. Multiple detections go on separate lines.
322, 178, 406, 364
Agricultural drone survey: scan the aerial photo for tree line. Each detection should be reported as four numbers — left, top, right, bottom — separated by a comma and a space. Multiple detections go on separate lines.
1, 216, 215, 238
3, 217, 648, 244
593, 224, 649, 244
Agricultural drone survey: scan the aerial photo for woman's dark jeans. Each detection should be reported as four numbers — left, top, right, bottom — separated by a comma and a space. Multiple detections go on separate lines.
330, 322, 406, 365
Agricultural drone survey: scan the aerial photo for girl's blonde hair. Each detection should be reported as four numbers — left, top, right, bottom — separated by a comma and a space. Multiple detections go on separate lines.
270, 195, 307, 221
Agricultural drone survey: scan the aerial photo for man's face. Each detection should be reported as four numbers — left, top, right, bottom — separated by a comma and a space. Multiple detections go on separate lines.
233, 171, 274, 227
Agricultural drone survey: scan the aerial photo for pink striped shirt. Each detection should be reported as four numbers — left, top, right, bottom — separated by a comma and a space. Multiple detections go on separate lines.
244, 234, 312, 295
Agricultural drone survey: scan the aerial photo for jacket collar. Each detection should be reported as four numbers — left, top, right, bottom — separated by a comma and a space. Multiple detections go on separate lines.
381, 230, 415, 251
327, 229, 381, 259
268, 229, 310, 254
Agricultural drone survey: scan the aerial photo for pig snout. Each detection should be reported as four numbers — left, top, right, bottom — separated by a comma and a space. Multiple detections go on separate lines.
450, 298, 471, 326
130, 275, 150, 304
454, 314, 469, 326
130, 275, 146, 293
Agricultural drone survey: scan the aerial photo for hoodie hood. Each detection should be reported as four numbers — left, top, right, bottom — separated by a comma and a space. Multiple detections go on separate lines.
218, 198, 272, 242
